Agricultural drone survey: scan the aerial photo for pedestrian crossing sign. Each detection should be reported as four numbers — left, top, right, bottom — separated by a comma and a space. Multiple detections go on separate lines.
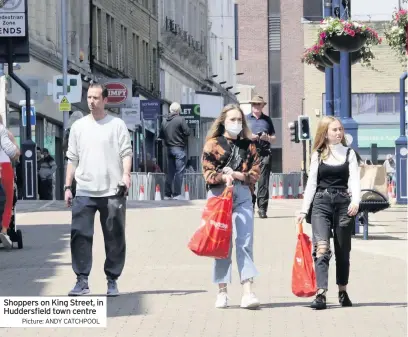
59, 96, 71, 111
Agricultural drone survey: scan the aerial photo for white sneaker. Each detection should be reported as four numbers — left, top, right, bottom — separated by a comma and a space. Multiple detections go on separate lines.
173, 195, 184, 201
0, 233, 12, 249
163, 196, 172, 200
240, 292, 260, 309
215, 292, 229, 308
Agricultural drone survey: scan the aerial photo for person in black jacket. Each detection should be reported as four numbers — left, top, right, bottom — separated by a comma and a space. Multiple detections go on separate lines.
159, 102, 190, 200
246, 95, 276, 218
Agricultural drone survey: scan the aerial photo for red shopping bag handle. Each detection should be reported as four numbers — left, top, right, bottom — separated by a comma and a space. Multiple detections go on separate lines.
296, 222, 303, 235
221, 186, 233, 199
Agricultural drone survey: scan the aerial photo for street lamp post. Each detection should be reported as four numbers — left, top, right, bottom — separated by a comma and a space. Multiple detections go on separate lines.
396, 73, 408, 205
324, 1, 334, 116
332, 0, 341, 117
339, 0, 358, 151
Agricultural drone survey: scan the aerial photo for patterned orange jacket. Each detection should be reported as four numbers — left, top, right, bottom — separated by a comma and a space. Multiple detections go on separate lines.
201, 136, 261, 194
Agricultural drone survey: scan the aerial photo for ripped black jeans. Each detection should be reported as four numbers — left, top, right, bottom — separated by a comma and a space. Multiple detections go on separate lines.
311, 188, 354, 290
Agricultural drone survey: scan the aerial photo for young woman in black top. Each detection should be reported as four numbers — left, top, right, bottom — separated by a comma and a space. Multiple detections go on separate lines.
297, 116, 361, 310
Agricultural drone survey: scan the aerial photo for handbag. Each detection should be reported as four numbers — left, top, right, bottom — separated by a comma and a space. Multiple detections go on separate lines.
291, 223, 317, 297
188, 186, 233, 259
358, 163, 390, 213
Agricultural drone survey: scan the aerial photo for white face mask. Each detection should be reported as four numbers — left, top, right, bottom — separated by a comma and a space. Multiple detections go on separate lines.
225, 122, 243, 136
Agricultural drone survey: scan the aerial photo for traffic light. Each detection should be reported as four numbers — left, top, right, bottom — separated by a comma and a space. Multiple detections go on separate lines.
288, 121, 299, 143
298, 116, 311, 141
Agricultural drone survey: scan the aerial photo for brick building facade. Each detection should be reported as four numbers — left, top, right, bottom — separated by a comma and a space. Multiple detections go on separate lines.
236, 0, 303, 173
235, 0, 268, 100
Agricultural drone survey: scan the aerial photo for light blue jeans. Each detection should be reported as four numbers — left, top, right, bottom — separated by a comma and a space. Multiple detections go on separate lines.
208, 183, 259, 284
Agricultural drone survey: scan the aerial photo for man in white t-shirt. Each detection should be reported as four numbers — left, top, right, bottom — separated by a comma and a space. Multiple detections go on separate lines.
65, 83, 132, 297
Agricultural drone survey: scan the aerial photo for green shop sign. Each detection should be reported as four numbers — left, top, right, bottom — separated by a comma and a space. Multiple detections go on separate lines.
358, 128, 400, 148
180, 104, 200, 127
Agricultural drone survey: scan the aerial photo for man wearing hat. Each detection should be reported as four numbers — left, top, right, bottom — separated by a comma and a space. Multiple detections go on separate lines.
246, 95, 276, 218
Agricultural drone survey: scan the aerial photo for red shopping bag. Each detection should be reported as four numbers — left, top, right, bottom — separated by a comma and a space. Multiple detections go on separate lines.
291, 223, 317, 297
188, 187, 233, 259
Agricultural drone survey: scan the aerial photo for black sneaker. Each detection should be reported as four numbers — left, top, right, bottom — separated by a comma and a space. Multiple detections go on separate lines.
258, 210, 267, 219
68, 277, 90, 296
311, 293, 327, 310
338, 291, 352, 307
107, 279, 119, 297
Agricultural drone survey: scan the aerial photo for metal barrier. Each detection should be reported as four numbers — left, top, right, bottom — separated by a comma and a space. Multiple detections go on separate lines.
147, 173, 166, 200
269, 173, 303, 198
129, 171, 303, 200
183, 173, 207, 200
129, 173, 148, 200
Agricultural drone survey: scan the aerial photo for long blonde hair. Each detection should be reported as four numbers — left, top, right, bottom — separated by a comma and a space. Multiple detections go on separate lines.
206, 104, 252, 141
312, 116, 348, 160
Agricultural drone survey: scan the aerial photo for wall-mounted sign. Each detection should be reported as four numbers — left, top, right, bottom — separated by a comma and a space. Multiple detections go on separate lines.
358, 128, 399, 148
180, 104, 200, 127
99, 78, 132, 108
121, 97, 141, 131
141, 99, 160, 120
0, 0, 26, 37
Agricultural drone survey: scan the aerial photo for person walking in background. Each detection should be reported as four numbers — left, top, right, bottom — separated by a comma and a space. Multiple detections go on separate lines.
38, 148, 57, 200
202, 104, 261, 309
139, 153, 161, 173
297, 116, 361, 310
383, 154, 395, 184
246, 95, 276, 218
159, 102, 190, 200
151, 157, 161, 173
65, 83, 132, 297
0, 118, 20, 249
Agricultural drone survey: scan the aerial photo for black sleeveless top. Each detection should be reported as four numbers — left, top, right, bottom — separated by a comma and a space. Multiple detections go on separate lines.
317, 148, 350, 190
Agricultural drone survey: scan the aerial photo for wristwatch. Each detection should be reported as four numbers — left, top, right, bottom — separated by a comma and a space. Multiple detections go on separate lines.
64, 185, 72, 191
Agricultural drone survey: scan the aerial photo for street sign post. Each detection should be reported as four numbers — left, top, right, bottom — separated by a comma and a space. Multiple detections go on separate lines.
21, 105, 35, 127
396, 72, 408, 205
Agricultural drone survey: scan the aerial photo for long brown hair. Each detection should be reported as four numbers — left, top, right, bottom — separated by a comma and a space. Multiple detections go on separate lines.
206, 104, 251, 141
312, 116, 348, 160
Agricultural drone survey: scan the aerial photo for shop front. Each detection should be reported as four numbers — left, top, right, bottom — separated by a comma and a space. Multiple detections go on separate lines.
358, 126, 400, 161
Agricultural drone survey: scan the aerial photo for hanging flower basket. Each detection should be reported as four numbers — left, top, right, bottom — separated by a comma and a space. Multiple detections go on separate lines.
319, 17, 382, 52
384, 9, 408, 65
329, 34, 367, 52
325, 47, 378, 71
301, 43, 333, 68
315, 54, 333, 68
324, 48, 363, 65
315, 65, 325, 73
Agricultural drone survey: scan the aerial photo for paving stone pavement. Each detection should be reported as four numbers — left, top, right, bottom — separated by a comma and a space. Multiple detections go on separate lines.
0, 199, 406, 337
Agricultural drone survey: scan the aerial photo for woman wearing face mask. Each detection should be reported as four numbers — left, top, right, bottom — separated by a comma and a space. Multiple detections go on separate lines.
297, 116, 361, 310
202, 104, 261, 309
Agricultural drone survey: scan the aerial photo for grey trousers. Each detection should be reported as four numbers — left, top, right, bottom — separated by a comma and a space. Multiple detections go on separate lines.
70, 196, 126, 280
